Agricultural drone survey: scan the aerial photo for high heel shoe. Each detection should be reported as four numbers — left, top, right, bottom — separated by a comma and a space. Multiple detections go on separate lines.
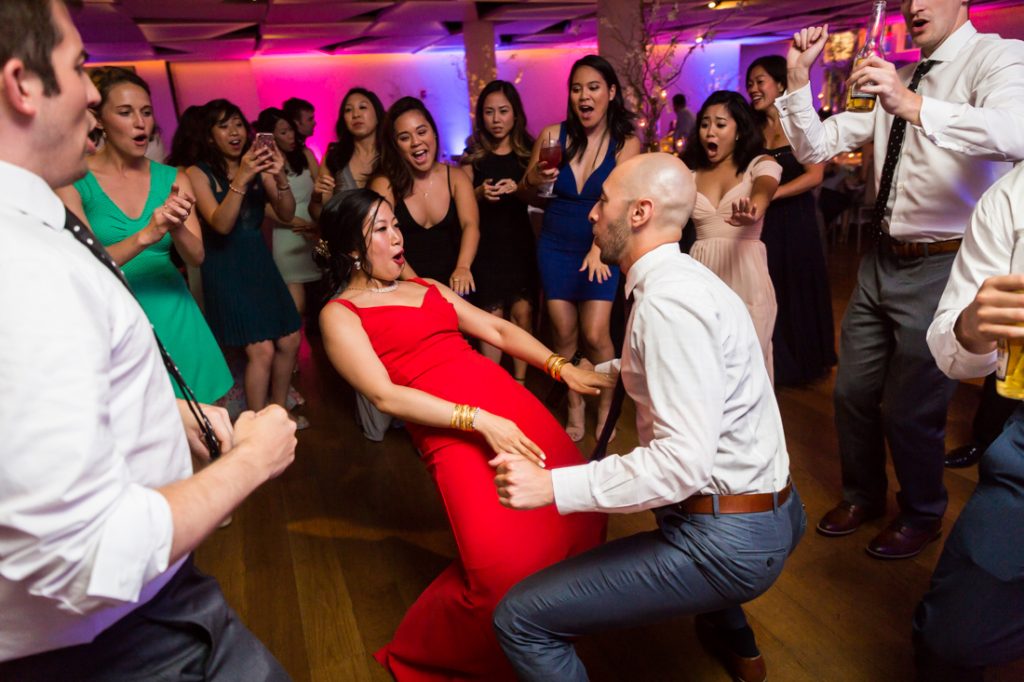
566, 401, 585, 442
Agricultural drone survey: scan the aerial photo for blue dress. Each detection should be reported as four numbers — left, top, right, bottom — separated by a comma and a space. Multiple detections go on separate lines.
537, 123, 620, 302
195, 163, 301, 347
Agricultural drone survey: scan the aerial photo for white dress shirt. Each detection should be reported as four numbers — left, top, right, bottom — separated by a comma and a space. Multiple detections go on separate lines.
551, 243, 790, 515
928, 162, 1024, 380
0, 162, 191, 660
775, 22, 1024, 242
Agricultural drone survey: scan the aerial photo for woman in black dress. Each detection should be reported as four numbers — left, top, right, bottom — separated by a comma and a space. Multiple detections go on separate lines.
369, 97, 479, 295
461, 80, 538, 383
747, 55, 837, 385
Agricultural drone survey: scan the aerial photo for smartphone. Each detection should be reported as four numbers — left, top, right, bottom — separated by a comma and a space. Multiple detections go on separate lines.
253, 132, 275, 154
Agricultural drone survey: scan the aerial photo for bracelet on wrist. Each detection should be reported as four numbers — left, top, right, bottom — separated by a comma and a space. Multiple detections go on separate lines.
228, 184, 246, 197
277, 184, 292, 192
544, 353, 570, 382
450, 403, 479, 431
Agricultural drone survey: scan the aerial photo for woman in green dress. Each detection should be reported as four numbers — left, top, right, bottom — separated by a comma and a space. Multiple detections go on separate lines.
58, 67, 232, 403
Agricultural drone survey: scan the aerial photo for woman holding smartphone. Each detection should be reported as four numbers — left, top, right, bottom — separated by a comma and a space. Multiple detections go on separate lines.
186, 99, 302, 414
254, 107, 321, 316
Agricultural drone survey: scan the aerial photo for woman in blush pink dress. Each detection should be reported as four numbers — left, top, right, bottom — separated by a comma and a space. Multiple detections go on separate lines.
683, 90, 781, 381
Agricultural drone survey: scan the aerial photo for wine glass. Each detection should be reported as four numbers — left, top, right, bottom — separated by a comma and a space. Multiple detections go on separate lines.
537, 136, 562, 198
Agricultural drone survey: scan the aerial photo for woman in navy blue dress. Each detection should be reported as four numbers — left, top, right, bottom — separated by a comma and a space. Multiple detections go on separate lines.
520, 55, 640, 441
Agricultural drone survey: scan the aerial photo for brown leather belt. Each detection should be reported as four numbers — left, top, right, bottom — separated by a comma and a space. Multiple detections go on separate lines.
878, 233, 961, 258
673, 483, 792, 515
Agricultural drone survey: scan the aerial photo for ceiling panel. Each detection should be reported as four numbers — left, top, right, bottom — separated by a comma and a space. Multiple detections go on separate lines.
73, 0, 1020, 60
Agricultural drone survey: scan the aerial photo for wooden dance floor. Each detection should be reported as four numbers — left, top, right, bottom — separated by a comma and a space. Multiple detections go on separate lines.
196, 241, 1024, 681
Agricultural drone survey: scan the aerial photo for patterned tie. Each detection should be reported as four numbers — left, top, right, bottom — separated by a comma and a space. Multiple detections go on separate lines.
61, 208, 222, 459
869, 59, 937, 235
590, 293, 634, 461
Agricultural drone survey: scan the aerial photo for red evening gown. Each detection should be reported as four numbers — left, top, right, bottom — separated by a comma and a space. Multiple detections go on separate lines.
332, 279, 606, 681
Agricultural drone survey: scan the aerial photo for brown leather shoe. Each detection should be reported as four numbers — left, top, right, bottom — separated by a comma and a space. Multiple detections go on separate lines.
816, 500, 882, 537
695, 617, 767, 682
866, 518, 942, 559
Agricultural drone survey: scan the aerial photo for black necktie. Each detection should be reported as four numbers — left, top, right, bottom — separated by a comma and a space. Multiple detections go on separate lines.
590, 293, 634, 461
61, 208, 222, 459
869, 59, 937, 235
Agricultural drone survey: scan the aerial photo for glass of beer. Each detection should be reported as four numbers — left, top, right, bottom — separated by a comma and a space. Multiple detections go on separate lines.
537, 136, 562, 198
995, 241, 1024, 399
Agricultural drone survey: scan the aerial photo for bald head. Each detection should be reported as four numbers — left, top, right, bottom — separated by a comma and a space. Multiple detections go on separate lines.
612, 153, 696, 237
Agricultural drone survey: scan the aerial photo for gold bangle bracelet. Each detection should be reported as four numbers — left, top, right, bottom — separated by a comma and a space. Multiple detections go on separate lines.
451, 403, 478, 431
228, 184, 246, 197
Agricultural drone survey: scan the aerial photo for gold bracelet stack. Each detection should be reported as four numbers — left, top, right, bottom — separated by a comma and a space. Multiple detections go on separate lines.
545, 353, 570, 382
450, 403, 479, 431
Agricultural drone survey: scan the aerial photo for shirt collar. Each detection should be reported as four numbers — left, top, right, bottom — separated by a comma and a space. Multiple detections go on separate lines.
0, 160, 67, 231
624, 242, 681, 300
927, 20, 977, 63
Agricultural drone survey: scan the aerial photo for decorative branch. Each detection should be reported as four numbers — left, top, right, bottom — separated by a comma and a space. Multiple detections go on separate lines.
603, 0, 746, 151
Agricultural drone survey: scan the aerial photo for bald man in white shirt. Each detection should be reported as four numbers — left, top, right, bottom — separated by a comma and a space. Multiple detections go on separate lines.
491, 153, 804, 682
0, 1, 296, 678
778, 1, 1024, 560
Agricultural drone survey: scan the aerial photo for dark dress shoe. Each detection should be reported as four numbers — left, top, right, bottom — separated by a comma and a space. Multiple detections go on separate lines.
944, 443, 984, 469
866, 519, 942, 559
816, 500, 882, 537
695, 617, 767, 682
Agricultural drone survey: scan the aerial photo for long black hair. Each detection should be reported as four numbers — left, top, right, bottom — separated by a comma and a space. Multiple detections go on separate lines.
681, 91, 763, 175
314, 188, 388, 297
325, 87, 385, 179
745, 55, 787, 126
254, 107, 307, 176
166, 104, 207, 168
564, 55, 635, 162
463, 80, 534, 166
196, 98, 251, 183
374, 96, 440, 200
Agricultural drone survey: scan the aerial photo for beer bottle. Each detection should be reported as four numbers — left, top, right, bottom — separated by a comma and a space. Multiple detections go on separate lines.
846, 0, 887, 113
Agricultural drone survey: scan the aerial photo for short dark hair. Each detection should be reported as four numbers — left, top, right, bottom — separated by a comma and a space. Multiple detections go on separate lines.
672, 94, 687, 109
282, 97, 314, 122
681, 90, 764, 175
0, 0, 68, 96
746, 55, 787, 92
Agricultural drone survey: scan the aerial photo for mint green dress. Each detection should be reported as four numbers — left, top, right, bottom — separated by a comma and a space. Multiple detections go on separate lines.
73, 161, 233, 403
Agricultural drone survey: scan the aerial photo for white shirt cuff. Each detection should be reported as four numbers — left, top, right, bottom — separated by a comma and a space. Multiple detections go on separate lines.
774, 82, 813, 118
85, 484, 174, 604
918, 96, 953, 145
594, 358, 620, 376
551, 463, 596, 515
930, 319, 998, 380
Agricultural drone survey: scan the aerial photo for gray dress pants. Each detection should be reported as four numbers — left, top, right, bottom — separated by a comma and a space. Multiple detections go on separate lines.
493, 488, 806, 681
833, 246, 958, 524
0, 558, 290, 681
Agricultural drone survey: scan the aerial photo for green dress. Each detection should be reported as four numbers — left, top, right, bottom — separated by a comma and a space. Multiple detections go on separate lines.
73, 161, 233, 403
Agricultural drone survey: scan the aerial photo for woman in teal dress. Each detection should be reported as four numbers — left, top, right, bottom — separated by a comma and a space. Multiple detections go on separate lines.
186, 99, 302, 413
58, 67, 232, 403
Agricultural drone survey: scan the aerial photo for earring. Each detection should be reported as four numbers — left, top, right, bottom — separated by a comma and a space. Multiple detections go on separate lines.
353, 258, 361, 271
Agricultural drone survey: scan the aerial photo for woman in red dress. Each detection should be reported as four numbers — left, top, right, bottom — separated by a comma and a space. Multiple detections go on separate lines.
317, 188, 609, 680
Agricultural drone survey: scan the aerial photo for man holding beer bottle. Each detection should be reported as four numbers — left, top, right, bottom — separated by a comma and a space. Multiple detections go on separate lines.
775, 1, 1024, 559
916, 161, 1024, 680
